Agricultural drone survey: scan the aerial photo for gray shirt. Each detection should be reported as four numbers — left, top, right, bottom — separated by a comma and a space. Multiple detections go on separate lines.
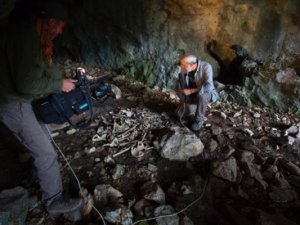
178, 59, 219, 102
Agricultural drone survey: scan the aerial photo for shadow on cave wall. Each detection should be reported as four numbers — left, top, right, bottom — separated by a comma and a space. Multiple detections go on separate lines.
206, 40, 262, 86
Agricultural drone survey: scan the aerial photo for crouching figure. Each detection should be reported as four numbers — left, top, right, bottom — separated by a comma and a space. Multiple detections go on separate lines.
176, 54, 219, 131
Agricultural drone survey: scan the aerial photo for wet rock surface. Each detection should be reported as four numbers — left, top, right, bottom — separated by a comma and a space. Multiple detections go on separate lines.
0, 65, 300, 225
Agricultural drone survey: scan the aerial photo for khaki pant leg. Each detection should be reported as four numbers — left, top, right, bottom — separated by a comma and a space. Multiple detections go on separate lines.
0, 102, 62, 205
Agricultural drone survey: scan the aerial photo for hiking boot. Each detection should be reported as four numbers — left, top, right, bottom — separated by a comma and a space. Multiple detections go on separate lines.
191, 119, 203, 131
47, 196, 83, 217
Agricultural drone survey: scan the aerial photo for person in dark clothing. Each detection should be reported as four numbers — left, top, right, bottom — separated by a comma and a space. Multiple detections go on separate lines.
0, 1, 83, 216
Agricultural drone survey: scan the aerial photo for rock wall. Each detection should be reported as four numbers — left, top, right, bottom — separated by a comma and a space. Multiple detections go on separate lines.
55, 0, 300, 110
59, 0, 299, 77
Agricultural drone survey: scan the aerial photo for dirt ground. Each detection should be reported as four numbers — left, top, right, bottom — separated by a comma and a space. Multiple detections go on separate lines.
1, 74, 299, 225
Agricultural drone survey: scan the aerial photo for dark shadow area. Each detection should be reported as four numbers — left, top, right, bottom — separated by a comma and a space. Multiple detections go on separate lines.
207, 41, 262, 86
0, 123, 34, 191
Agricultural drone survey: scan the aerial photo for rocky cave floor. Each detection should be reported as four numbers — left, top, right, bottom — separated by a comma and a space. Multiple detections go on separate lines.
1, 67, 300, 225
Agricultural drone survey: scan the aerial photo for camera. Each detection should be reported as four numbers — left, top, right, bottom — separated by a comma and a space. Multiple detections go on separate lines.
33, 69, 112, 128
75, 69, 112, 100
32, 84, 91, 126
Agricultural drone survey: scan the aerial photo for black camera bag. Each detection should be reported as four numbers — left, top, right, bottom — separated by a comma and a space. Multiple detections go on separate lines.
32, 86, 93, 128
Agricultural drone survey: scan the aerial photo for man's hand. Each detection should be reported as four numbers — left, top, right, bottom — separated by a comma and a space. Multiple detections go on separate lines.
178, 88, 199, 96
62, 79, 77, 92
181, 89, 193, 96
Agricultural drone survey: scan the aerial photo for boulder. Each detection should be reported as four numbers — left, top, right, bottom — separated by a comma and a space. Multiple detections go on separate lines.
161, 127, 204, 161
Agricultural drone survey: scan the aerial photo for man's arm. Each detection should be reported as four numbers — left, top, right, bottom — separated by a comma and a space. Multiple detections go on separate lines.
198, 63, 214, 95
14, 62, 62, 95
8, 26, 62, 96
203, 64, 213, 84
176, 71, 199, 96
178, 88, 198, 96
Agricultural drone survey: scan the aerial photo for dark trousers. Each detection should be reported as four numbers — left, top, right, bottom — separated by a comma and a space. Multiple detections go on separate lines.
176, 93, 212, 121
0, 102, 62, 205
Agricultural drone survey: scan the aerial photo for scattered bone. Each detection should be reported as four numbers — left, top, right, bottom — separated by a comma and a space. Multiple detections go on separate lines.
104, 155, 116, 165
48, 122, 69, 132
94, 158, 101, 162
120, 109, 133, 118
131, 141, 146, 158
104, 138, 119, 147
114, 122, 130, 134
220, 112, 227, 119
92, 133, 107, 142
85, 147, 96, 154
110, 84, 122, 99
181, 185, 193, 195
51, 132, 60, 138
66, 128, 77, 135
113, 147, 131, 158
233, 110, 242, 118
253, 112, 261, 118
118, 125, 138, 137
244, 128, 254, 136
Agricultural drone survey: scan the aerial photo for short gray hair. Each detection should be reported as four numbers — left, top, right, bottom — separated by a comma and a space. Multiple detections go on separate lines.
182, 55, 197, 64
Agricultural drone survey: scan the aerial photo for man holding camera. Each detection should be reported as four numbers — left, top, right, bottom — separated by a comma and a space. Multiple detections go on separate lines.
176, 54, 219, 131
0, 1, 83, 216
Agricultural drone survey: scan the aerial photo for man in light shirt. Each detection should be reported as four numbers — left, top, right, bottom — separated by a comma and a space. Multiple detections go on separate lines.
176, 54, 219, 131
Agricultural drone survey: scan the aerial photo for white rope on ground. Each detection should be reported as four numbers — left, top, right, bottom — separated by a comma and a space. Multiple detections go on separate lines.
132, 178, 208, 225
46, 125, 107, 225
